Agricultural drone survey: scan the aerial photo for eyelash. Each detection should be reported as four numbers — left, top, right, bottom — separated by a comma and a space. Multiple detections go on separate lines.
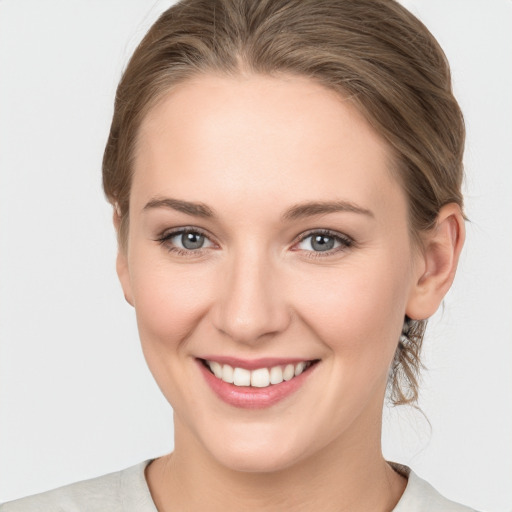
155, 227, 354, 260
293, 229, 354, 259
155, 227, 214, 258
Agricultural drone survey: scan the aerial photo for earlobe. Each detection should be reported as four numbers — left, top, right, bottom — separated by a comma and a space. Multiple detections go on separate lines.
406, 203, 465, 320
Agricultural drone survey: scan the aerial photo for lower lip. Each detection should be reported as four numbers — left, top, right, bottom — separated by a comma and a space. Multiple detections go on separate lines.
197, 360, 317, 409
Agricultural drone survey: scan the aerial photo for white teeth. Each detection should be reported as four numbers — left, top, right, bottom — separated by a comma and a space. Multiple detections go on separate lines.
233, 367, 251, 386
294, 361, 306, 376
222, 364, 234, 383
251, 368, 270, 388
207, 360, 313, 388
210, 361, 223, 378
283, 364, 295, 381
269, 366, 284, 385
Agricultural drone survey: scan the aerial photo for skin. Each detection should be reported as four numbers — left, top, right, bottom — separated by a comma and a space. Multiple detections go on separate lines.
116, 74, 465, 511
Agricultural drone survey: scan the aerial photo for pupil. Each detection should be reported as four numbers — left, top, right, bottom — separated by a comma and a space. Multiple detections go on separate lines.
182, 232, 204, 250
312, 235, 334, 252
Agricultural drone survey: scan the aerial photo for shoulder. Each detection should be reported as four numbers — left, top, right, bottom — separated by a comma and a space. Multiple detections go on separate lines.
0, 461, 156, 512
391, 463, 478, 512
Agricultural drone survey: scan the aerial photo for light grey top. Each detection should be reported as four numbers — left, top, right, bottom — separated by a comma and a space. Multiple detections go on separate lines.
0, 460, 477, 511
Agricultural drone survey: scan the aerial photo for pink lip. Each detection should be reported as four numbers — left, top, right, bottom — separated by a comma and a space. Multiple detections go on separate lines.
197, 358, 318, 409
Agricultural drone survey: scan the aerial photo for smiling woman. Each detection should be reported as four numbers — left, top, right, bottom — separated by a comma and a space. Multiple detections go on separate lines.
1, 0, 509, 511
118, 74, 428, 480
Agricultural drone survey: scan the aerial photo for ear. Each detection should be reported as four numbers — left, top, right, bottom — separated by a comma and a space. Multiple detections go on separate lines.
113, 207, 134, 307
406, 203, 465, 320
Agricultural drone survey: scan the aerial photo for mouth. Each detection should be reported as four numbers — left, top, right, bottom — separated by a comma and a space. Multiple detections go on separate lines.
200, 358, 318, 388
197, 357, 320, 409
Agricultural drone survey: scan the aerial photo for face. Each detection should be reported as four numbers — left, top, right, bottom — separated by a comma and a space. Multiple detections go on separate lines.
118, 74, 424, 472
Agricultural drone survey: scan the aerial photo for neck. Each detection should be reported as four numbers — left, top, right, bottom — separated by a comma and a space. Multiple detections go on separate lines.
146, 415, 406, 512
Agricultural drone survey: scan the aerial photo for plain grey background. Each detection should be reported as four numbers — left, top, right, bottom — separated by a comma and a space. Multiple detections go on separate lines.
0, 1, 511, 510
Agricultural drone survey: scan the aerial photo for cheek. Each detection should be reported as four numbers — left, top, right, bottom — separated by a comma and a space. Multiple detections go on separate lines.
128, 252, 218, 410
291, 252, 411, 361
129, 252, 215, 350
286, 252, 413, 426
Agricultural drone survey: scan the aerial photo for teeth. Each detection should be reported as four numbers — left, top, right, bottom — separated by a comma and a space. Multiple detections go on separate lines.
269, 366, 283, 385
206, 360, 312, 388
251, 368, 270, 388
283, 364, 295, 381
222, 364, 234, 383
210, 361, 223, 378
294, 361, 306, 376
233, 367, 251, 386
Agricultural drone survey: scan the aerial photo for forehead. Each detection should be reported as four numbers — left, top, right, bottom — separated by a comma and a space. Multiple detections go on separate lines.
132, 73, 403, 219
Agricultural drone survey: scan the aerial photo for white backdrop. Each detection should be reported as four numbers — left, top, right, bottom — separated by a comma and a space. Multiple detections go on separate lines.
0, 1, 511, 510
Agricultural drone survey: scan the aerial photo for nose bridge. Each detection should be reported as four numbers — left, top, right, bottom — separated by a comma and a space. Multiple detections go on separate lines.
213, 242, 290, 344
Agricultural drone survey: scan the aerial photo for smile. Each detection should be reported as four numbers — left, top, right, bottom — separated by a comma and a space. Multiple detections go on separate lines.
204, 359, 315, 388
197, 357, 319, 409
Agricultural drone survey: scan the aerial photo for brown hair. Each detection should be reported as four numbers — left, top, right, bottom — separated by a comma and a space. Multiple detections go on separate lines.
102, 0, 465, 405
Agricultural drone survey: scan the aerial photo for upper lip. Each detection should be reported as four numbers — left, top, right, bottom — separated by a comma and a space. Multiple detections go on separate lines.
198, 356, 317, 370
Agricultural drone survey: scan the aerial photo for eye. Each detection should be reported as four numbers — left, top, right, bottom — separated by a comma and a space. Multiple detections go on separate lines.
156, 228, 215, 255
294, 230, 353, 257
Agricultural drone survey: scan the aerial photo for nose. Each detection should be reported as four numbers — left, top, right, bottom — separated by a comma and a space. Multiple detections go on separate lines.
211, 248, 291, 345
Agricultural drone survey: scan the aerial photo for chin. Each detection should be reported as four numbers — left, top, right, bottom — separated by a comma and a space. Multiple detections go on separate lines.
212, 444, 302, 474
199, 423, 312, 474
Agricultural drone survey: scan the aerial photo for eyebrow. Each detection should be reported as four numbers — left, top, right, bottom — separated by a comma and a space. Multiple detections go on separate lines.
143, 197, 215, 218
281, 200, 374, 221
143, 197, 374, 220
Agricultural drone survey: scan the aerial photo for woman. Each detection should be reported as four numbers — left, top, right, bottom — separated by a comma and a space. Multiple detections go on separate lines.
0, 0, 482, 510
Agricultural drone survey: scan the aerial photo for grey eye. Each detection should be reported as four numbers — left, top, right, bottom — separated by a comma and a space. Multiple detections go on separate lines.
310, 234, 335, 251
298, 234, 338, 252
158, 228, 215, 254
179, 231, 206, 250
